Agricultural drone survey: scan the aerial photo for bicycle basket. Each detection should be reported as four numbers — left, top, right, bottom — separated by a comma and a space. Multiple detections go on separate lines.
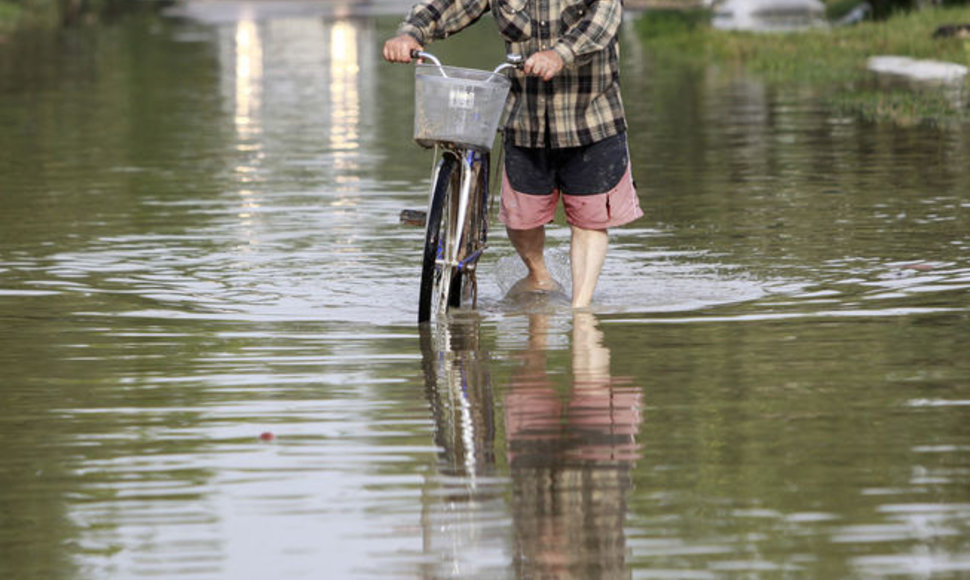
413, 64, 511, 151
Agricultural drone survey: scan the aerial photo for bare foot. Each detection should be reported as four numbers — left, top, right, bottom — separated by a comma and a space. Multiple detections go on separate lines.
505, 276, 566, 303
504, 276, 569, 310
506, 275, 562, 298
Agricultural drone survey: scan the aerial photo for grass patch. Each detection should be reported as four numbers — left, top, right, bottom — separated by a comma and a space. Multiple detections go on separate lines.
835, 87, 967, 126
0, 1, 24, 34
635, 5, 970, 124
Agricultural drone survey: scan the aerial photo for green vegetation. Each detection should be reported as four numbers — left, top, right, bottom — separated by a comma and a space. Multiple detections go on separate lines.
0, 0, 140, 35
636, 5, 970, 125
0, 0, 66, 33
0, 0, 23, 34
833, 87, 965, 125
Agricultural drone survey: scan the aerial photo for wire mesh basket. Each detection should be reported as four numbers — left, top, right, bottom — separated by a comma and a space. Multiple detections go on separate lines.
413, 64, 511, 151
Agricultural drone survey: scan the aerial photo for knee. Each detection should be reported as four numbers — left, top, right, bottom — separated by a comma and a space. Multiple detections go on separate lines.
570, 225, 608, 236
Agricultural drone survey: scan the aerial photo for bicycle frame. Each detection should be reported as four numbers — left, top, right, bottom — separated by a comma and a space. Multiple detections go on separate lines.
432, 150, 486, 266
427, 146, 490, 312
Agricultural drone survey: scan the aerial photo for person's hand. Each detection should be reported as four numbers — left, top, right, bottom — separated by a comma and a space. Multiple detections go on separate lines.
524, 50, 564, 82
383, 34, 423, 63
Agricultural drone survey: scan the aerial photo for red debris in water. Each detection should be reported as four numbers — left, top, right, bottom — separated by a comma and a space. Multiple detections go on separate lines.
900, 263, 934, 271
259, 431, 275, 441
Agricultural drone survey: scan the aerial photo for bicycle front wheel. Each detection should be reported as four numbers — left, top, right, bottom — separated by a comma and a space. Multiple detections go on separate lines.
418, 154, 462, 324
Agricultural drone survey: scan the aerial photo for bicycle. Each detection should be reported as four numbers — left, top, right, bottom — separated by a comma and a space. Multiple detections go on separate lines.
408, 50, 522, 324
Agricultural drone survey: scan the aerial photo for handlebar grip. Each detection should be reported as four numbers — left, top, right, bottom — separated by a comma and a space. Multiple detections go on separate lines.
411, 51, 443, 67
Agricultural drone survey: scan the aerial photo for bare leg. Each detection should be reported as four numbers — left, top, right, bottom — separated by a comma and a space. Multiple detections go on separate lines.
506, 226, 559, 293
570, 226, 608, 308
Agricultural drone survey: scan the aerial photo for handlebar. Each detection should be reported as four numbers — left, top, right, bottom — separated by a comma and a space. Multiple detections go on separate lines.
495, 54, 524, 74
410, 49, 523, 75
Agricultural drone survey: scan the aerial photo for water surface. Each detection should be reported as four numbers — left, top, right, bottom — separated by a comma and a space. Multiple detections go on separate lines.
1, 8, 969, 579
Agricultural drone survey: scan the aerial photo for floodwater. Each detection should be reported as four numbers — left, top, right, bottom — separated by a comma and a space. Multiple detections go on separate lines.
1, 6, 969, 579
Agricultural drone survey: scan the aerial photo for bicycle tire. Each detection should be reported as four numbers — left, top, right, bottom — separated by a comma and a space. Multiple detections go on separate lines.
418, 154, 462, 323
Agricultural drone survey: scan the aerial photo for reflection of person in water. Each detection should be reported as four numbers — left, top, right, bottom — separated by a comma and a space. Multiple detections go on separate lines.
505, 312, 643, 577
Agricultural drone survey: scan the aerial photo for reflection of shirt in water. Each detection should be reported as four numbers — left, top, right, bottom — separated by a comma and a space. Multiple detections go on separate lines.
396, 0, 628, 149
505, 362, 641, 464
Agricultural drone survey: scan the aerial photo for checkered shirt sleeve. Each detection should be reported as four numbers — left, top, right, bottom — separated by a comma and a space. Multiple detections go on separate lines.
396, 0, 491, 44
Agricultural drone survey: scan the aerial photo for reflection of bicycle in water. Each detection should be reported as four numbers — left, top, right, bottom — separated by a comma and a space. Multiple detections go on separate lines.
407, 51, 523, 323
418, 317, 497, 481
417, 313, 644, 577
417, 317, 505, 578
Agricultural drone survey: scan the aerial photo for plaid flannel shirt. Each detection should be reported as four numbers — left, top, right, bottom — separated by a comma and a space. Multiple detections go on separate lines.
397, 0, 627, 148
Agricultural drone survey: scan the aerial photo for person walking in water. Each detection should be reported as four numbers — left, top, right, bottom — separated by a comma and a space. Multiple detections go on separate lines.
383, 0, 642, 308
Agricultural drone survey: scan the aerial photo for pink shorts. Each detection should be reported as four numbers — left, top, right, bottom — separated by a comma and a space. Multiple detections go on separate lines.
499, 163, 644, 230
